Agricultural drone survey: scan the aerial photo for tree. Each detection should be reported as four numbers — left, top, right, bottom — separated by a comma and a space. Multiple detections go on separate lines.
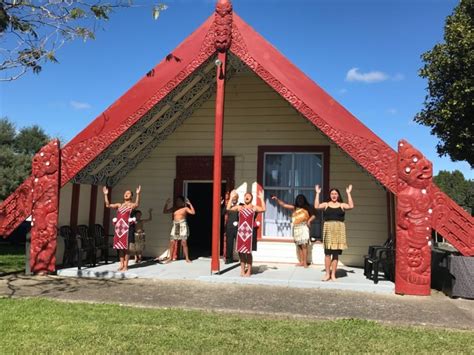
415, 0, 473, 168
0, 117, 50, 201
434, 170, 473, 214
0, 1, 167, 81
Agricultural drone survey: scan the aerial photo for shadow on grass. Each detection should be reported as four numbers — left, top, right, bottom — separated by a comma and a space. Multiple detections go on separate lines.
0, 243, 25, 276
1, 272, 130, 299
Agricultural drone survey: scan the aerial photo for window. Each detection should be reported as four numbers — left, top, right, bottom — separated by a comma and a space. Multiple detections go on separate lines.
258, 146, 329, 240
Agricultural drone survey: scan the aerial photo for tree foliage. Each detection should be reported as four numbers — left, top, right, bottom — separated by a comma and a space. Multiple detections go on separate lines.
0, 117, 49, 201
415, 0, 474, 168
434, 170, 473, 214
0, 1, 167, 81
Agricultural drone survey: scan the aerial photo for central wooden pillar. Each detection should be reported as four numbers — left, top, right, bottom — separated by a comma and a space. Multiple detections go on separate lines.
211, 0, 233, 273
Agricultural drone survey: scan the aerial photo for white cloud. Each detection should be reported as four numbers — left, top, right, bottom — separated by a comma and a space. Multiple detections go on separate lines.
70, 100, 91, 110
345, 68, 405, 84
386, 108, 398, 115
392, 73, 405, 81
338, 88, 348, 95
346, 68, 389, 83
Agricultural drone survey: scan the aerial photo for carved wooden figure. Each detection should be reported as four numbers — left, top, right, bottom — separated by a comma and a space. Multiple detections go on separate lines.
395, 140, 433, 295
30, 140, 60, 274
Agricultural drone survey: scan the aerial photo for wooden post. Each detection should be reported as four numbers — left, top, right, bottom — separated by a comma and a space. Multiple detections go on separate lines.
211, 0, 233, 273
211, 51, 227, 273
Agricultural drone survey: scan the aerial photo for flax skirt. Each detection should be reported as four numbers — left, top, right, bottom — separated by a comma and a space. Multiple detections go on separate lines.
323, 221, 348, 250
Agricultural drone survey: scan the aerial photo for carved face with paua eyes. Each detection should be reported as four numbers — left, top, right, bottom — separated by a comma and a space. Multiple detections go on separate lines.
214, 0, 233, 51
398, 140, 433, 189
407, 247, 422, 268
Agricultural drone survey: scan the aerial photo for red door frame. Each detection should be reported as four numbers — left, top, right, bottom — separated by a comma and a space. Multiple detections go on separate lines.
174, 156, 235, 197
172, 156, 235, 261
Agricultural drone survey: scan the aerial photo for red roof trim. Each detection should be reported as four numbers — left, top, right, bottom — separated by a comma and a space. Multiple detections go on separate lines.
60, 16, 218, 186
230, 15, 398, 193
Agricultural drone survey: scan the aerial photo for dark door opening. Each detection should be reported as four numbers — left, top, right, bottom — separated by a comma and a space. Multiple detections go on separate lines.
185, 182, 226, 258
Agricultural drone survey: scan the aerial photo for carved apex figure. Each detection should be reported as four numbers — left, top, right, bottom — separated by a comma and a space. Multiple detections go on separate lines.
214, 0, 233, 52
395, 139, 433, 295
30, 139, 60, 275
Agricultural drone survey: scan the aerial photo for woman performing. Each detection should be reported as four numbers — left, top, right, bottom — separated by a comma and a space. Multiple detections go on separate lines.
227, 190, 266, 277
103, 185, 141, 272
223, 191, 240, 264
129, 208, 152, 263
162, 196, 195, 263
314, 184, 354, 281
271, 194, 315, 268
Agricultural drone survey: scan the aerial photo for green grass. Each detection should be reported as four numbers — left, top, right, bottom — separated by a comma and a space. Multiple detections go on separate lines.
0, 243, 25, 274
0, 298, 472, 354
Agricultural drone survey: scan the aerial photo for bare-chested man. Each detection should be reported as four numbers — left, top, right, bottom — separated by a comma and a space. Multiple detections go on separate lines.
162, 195, 195, 263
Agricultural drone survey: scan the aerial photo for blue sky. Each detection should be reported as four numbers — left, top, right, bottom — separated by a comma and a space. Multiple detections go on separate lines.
1, 0, 472, 178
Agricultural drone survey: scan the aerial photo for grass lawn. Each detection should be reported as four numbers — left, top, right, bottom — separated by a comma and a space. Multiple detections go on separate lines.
0, 298, 472, 353
0, 243, 25, 275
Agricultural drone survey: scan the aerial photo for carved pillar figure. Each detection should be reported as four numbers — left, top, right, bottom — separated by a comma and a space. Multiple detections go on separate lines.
214, 0, 233, 52
30, 140, 61, 274
395, 140, 433, 295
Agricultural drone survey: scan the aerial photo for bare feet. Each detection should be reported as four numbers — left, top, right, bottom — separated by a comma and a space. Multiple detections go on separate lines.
186, 259, 192, 263
322, 275, 331, 281
331, 275, 337, 281
245, 267, 252, 277
295, 262, 304, 267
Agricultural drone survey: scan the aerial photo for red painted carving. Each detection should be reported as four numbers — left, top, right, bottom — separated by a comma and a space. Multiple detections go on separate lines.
395, 140, 432, 295
0, 177, 34, 237
60, 24, 217, 187
229, 24, 398, 194
430, 185, 474, 256
30, 140, 60, 274
214, 0, 233, 52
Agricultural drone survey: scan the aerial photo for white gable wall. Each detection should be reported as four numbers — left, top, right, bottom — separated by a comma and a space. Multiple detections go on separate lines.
112, 71, 388, 266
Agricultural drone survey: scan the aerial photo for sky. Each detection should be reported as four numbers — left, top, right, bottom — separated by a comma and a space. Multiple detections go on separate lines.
1, 0, 472, 179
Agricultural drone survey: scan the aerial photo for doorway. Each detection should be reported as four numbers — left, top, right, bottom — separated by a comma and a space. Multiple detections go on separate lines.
184, 181, 226, 258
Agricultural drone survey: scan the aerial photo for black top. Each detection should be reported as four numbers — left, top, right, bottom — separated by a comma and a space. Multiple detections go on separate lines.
226, 210, 239, 230
323, 206, 345, 222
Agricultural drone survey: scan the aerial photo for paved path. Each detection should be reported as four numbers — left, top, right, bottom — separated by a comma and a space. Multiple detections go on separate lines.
1, 274, 472, 330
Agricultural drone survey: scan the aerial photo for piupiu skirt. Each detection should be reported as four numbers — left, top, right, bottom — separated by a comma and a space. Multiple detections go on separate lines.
323, 221, 347, 250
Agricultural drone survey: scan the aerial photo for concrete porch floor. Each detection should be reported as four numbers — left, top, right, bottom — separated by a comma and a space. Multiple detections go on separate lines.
57, 258, 395, 295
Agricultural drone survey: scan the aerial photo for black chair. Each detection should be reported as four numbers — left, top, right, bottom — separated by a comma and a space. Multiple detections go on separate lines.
364, 235, 395, 284
75, 224, 96, 269
59, 225, 76, 267
92, 224, 112, 264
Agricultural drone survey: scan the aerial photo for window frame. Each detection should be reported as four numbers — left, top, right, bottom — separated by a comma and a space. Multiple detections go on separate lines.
256, 145, 330, 241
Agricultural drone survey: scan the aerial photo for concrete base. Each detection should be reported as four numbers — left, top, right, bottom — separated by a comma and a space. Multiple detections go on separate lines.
57, 257, 394, 295
253, 241, 325, 265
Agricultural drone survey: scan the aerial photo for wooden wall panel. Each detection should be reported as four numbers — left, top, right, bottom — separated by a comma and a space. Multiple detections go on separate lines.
112, 71, 388, 266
